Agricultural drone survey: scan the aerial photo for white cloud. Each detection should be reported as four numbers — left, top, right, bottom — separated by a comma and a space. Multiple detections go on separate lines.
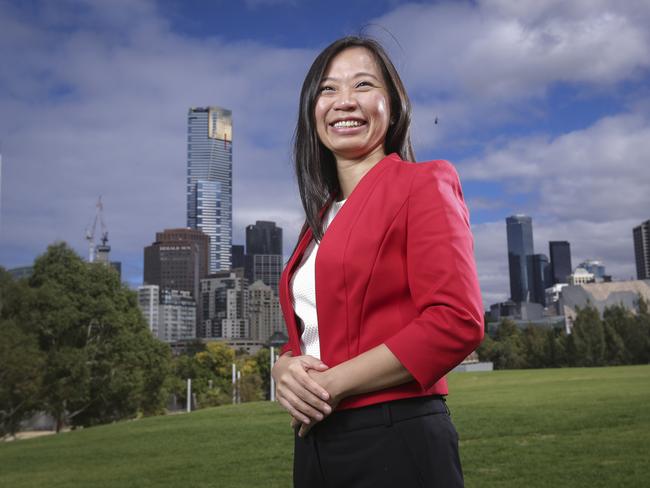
0, 0, 315, 282
368, 0, 650, 149
460, 112, 650, 222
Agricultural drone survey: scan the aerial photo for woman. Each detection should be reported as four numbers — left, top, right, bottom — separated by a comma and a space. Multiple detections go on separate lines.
271, 36, 484, 488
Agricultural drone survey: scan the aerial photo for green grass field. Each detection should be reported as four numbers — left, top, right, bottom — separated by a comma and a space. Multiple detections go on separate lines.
1, 365, 649, 487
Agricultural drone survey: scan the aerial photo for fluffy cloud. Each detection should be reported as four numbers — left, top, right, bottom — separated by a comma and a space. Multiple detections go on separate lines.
463, 112, 649, 303
0, 0, 314, 282
369, 0, 650, 149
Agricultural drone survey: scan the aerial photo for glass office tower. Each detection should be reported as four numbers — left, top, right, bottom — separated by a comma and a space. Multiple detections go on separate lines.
187, 107, 232, 273
549, 241, 572, 284
506, 215, 534, 303
633, 220, 650, 280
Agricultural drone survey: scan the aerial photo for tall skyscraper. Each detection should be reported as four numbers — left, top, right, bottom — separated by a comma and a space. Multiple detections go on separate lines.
246, 221, 282, 255
633, 220, 650, 280
549, 241, 572, 284
245, 221, 283, 294
506, 215, 534, 302
187, 106, 232, 273
527, 254, 549, 306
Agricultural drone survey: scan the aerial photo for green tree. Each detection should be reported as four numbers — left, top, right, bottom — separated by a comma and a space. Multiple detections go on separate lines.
521, 325, 546, 368
568, 305, 605, 367
26, 243, 172, 430
0, 319, 45, 437
254, 347, 271, 400
543, 327, 567, 367
489, 319, 526, 369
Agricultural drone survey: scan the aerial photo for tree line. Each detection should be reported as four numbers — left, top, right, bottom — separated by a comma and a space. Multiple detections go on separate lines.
478, 299, 650, 369
0, 243, 271, 438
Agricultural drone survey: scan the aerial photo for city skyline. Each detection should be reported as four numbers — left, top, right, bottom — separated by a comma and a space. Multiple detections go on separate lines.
1, 1, 649, 307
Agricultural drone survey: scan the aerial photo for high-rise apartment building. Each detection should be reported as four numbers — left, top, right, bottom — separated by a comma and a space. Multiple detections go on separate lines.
143, 228, 209, 300
200, 270, 249, 339
137, 286, 196, 342
549, 241, 572, 284
159, 289, 196, 342
634, 220, 650, 280
506, 215, 534, 302
138, 285, 160, 338
187, 106, 233, 273
249, 280, 282, 342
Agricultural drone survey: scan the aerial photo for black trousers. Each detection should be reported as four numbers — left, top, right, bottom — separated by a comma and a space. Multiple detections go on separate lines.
293, 395, 464, 488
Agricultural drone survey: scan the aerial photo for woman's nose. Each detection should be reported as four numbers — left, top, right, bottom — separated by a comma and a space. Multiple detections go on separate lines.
333, 89, 357, 110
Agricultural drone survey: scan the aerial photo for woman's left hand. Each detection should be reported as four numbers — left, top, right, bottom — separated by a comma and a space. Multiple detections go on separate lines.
292, 368, 342, 437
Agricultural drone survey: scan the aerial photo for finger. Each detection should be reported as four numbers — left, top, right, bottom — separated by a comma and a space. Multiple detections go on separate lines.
299, 355, 329, 371
299, 422, 314, 438
290, 417, 300, 429
283, 364, 331, 403
295, 374, 331, 404
277, 396, 312, 425
281, 390, 326, 423
276, 375, 328, 412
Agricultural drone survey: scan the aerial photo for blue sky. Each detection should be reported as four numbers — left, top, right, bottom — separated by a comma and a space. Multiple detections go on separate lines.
1, 0, 649, 306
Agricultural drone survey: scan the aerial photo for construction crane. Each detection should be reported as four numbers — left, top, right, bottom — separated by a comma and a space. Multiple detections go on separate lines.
85, 196, 110, 263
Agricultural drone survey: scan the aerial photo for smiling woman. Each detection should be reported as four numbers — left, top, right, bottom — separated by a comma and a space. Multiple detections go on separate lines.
271, 36, 484, 488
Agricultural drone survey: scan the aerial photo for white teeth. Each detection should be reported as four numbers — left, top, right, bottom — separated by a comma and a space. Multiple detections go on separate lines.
333, 120, 363, 128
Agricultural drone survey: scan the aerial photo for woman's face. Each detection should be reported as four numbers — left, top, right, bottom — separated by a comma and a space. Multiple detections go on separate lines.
314, 47, 391, 163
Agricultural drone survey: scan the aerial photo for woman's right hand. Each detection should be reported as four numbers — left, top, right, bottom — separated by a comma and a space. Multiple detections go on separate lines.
272, 352, 333, 425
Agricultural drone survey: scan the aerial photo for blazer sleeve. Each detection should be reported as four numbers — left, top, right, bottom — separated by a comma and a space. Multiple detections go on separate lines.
384, 160, 484, 390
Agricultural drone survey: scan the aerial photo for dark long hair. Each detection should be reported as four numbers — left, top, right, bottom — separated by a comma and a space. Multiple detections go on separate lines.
293, 36, 415, 242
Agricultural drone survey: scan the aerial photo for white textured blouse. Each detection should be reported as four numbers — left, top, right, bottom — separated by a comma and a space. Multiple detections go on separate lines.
290, 199, 346, 359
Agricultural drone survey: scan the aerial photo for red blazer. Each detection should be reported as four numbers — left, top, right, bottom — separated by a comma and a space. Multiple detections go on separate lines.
279, 153, 484, 410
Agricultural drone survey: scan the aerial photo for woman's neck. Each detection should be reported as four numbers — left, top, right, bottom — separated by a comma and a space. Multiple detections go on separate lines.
335, 147, 387, 200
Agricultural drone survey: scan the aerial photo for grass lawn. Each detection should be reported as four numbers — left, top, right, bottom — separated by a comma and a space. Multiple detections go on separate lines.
1, 365, 649, 487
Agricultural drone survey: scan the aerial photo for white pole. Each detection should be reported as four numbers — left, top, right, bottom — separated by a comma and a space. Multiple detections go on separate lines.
232, 363, 236, 404
270, 346, 276, 402
237, 370, 241, 404
186, 378, 192, 413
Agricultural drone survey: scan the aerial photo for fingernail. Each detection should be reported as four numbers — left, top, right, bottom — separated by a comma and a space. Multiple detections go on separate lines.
321, 392, 329, 400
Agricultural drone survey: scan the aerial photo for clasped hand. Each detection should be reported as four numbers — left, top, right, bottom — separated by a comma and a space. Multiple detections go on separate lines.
271, 353, 341, 437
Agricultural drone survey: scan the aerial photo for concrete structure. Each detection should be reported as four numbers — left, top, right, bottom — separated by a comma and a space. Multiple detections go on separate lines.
545, 283, 568, 315
159, 289, 196, 342
143, 228, 209, 301
633, 220, 650, 280
560, 280, 650, 332
200, 270, 249, 339
506, 215, 534, 303
137, 285, 160, 338
249, 280, 282, 342
187, 106, 233, 273
578, 259, 607, 281
568, 267, 595, 285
